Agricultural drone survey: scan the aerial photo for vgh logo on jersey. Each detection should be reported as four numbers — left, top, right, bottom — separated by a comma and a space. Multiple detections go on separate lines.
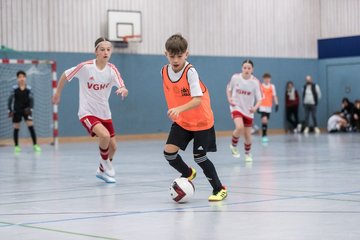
236, 89, 251, 95
87, 82, 110, 90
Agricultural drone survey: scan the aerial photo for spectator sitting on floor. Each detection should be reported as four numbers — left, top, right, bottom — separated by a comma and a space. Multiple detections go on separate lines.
327, 112, 349, 133
341, 97, 354, 122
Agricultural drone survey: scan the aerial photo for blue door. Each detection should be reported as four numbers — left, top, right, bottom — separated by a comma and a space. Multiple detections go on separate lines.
326, 63, 360, 116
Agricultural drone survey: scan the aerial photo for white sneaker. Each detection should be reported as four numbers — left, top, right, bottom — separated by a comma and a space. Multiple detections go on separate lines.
230, 145, 240, 158
100, 159, 115, 177
245, 153, 253, 162
304, 127, 309, 134
314, 127, 321, 134
96, 168, 116, 183
297, 123, 302, 132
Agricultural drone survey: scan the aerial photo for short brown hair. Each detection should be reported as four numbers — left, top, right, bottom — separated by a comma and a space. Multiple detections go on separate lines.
165, 34, 188, 55
263, 73, 271, 78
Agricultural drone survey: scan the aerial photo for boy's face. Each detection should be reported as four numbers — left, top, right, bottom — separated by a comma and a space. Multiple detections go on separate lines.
263, 77, 271, 84
95, 42, 113, 61
165, 51, 188, 72
17, 74, 26, 85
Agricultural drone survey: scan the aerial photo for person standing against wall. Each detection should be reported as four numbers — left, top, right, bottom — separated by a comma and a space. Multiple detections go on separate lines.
302, 75, 321, 134
285, 81, 299, 133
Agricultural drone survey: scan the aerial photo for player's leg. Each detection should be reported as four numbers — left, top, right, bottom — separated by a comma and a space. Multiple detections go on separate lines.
25, 117, 41, 152
261, 113, 269, 142
92, 123, 115, 176
230, 112, 244, 158
108, 137, 117, 162
193, 127, 227, 201
304, 104, 310, 133
101, 120, 116, 163
243, 117, 254, 162
13, 123, 21, 152
12, 113, 21, 152
164, 123, 194, 178
311, 105, 320, 133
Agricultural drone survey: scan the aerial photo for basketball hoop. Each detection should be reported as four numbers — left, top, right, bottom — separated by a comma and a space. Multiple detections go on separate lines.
112, 35, 142, 49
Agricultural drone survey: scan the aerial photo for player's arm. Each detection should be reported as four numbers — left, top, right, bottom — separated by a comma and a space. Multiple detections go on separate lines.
251, 99, 262, 113
226, 78, 236, 106
7, 92, 14, 117
52, 72, 67, 104
272, 84, 279, 112
168, 97, 201, 120
24, 89, 34, 116
28, 90, 34, 109
110, 64, 128, 99
250, 80, 263, 113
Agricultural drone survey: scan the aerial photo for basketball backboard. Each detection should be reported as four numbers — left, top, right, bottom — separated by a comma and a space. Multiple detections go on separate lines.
107, 10, 142, 43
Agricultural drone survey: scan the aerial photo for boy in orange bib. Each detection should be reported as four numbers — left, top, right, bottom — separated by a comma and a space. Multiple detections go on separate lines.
162, 34, 227, 201
258, 73, 279, 143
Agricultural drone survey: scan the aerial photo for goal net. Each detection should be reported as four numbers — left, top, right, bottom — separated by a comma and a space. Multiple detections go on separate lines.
0, 59, 58, 146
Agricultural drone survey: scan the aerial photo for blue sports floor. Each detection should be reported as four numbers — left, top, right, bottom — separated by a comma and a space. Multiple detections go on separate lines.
1, 134, 360, 240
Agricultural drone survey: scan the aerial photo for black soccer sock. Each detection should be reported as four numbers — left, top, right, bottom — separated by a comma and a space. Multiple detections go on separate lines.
195, 154, 222, 193
164, 151, 191, 177
262, 123, 268, 137
28, 126, 37, 145
13, 128, 19, 146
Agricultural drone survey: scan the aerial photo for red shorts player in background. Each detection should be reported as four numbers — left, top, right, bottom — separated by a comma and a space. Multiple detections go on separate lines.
53, 37, 128, 183
227, 59, 262, 162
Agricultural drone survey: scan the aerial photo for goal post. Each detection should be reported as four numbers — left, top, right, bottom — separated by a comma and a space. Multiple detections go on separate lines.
0, 58, 58, 148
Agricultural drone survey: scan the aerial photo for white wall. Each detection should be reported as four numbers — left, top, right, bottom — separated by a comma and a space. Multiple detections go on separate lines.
320, 0, 360, 38
1, 0, 359, 57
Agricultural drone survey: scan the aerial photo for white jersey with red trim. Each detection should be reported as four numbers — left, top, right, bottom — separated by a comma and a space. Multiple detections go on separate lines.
227, 73, 263, 119
65, 59, 125, 120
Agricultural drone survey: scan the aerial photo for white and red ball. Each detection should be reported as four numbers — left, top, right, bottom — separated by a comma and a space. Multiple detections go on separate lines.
170, 177, 195, 203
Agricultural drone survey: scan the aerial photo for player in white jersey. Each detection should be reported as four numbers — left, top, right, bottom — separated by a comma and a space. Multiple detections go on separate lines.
226, 59, 262, 162
52, 37, 129, 183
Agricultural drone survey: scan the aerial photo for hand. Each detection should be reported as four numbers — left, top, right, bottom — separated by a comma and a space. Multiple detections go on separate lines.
8, 111, 13, 118
52, 92, 61, 104
275, 105, 279, 112
116, 87, 128, 100
24, 108, 32, 116
228, 98, 236, 107
249, 107, 257, 113
168, 107, 181, 120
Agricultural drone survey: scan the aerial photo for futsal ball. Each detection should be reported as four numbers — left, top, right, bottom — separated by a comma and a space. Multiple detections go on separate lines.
170, 177, 195, 203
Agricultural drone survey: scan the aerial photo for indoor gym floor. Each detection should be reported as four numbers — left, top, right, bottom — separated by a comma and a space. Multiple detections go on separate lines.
0, 134, 359, 240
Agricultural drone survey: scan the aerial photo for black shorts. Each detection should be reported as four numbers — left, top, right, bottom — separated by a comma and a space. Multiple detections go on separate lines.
259, 111, 270, 119
13, 111, 32, 123
166, 122, 217, 154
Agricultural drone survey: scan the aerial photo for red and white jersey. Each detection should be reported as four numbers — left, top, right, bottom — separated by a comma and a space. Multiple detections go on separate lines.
227, 73, 263, 119
65, 59, 125, 120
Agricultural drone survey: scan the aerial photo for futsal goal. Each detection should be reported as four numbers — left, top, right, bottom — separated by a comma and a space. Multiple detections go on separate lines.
0, 59, 58, 147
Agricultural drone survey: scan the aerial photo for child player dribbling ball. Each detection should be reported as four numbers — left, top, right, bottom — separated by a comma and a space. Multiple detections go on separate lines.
52, 37, 128, 183
161, 34, 227, 201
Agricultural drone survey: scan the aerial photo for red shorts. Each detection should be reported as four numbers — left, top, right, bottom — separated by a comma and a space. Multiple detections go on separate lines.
80, 116, 115, 137
231, 111, 253, 127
